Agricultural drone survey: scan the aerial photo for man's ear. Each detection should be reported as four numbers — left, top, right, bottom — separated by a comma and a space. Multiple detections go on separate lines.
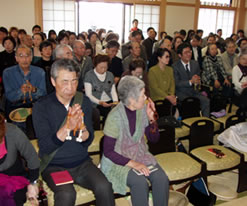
51, 77, 56, 87
178, 53, 182, 59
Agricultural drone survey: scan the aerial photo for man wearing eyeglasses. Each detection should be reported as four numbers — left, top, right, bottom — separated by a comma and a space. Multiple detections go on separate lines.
3, 45, 46, 117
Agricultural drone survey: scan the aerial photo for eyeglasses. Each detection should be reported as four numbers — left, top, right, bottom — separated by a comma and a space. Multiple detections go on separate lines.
164, 55, 170, 59
17, 54, 31, 58
183, 50, 192, 55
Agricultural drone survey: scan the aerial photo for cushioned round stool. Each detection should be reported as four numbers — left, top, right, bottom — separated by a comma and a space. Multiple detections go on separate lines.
191, 145, 240, 171
156, 152, 202, 181
208, 182, 238, 200
169, 190, 189, 206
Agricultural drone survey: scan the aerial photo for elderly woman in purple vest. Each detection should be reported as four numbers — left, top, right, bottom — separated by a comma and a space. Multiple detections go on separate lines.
101, 76, 169, 206
84, 54, 118, 127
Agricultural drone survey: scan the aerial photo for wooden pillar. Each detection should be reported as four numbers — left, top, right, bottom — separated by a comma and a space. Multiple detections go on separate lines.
34, 0, 43, 30
233, 0, 245, 32
159, 0, 166, 40
194, 0, 200, 31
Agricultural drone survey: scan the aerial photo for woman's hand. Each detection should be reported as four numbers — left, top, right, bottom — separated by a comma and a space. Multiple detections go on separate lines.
26, 184, 39, 206
146, 98, 156, 123
166, 95, 177, 105
223, 79, 231, 86
241, 82, 247, 89
214, 80, 221, 89
127, 160, 150, 176
99, 101, 112, 107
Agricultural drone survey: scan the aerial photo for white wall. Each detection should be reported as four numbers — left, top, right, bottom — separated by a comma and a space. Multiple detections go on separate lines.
165, 5, 195, 36
0, 0, 35, 34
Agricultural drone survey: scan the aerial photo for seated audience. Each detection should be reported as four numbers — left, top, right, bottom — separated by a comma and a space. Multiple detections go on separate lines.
54, 44, 73, 60
121, 30, 147, 61
171, 36, 183, 63
32, 59, 115, 206
3, 45, 46, 116
48, 38, 57, 50
32, 33, 44, 64
122, 58, 150, 97
97, 28, 106, 45
88, 31, 102, 58
32, 25, 42, 35
68, 32, 77, 47
102, 32, 119, 51
0, 113, 40, 206
57, 31, 69, 45
0, 36, 17, 78
85, 42, 93, 59
173, 43, 210, 117
34, 40, 54, 94
202, 43, 231, 96
148, 36, 173, 69
122, 41, 146, 71
101, 75, 169, 206
152, 31, 168, 53
17, 29, 27, 45
9, 27, 19, 45
0, 27, 8, 52
221, 38, 238, 77
216, 29, 225, 53
105, 40, 124, 84
22, 34, 33, 48
178, 29, 186, 41
78, 33, 86, 43
237, 38, 247, 54
202, 34, 221, 57
230, 33, 238, 43
232, 47, 247, 95
236, 29, 246, 44
142, 27, 157, 61
84, 54, 118, 125
190, 34, 203, 69
72, 40, 93, 91
148, 48, 176, 105
185, 29, 195, 43
48, 29, 57, 40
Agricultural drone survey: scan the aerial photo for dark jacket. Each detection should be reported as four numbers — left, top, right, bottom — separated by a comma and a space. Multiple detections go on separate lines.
32, 92, 94, 168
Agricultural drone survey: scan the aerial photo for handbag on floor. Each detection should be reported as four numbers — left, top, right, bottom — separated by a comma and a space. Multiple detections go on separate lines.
186, 178, 216, 206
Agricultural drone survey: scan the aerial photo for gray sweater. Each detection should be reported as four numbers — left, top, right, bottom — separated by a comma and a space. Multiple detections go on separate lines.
0, 123, 40, 182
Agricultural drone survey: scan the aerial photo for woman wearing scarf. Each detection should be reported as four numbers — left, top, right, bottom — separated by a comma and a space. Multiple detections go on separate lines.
101, 76, 169, 206
202, 43, 231, 115
232, 47, 247, 95
202, 43, 231, 90
0, 113, 40, 205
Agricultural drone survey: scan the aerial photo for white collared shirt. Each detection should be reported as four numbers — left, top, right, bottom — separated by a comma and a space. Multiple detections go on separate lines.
192, 47, 198, 61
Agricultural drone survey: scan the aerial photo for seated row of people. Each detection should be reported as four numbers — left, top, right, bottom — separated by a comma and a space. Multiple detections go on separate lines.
1, 57, 170, 205
2, 40, 247, 124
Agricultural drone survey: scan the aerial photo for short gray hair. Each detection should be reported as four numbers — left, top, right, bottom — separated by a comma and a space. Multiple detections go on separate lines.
51, 58, 80, 80
54, 44, 72, 59
15, 44, 33, 57
72, 40, 85, 49
118, 76, 145, 106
